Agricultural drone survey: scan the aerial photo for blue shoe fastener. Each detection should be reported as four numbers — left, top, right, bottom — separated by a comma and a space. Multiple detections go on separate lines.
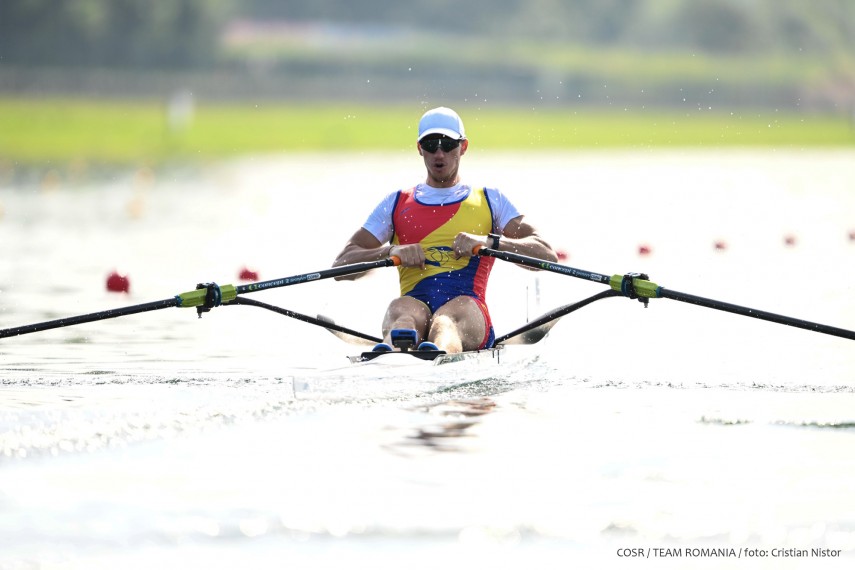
417, 341, 440, 351
390, 328, 419, 350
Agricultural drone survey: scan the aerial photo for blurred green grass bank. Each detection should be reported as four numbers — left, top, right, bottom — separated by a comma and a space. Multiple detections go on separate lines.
1, 98, 852, 166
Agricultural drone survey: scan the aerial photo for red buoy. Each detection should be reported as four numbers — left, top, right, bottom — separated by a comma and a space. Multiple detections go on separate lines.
714, 240, 728, 251
638, 244, 652, 256
784, 234, 797, 247
556, 249, 569, 261
238, 266, 259, 282
848, 230, 855, 242
106, 270, 130, 293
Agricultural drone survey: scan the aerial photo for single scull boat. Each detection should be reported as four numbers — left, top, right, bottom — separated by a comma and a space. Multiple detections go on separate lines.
1, 249, 853, 371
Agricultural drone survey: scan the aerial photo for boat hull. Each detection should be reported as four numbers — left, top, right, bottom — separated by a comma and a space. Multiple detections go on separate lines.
348, 346, 504, 366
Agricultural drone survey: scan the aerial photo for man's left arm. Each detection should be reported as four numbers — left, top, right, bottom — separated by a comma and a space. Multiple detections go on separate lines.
452, 215, 558, 262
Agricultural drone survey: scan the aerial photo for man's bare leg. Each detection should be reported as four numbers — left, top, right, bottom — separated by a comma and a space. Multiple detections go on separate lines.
381, 296, 431, 346
428, 296, 487, 353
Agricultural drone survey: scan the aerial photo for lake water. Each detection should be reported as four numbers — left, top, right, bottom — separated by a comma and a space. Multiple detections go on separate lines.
1, 149, 855, 569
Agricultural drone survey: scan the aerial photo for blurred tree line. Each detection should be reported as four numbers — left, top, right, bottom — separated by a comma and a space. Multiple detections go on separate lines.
2, 0, 853, 68
0, 0, 231, 68
243, 0, 855, 56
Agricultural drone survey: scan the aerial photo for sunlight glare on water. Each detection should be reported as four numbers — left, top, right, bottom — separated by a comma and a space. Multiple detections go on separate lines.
1, 149, 854, 569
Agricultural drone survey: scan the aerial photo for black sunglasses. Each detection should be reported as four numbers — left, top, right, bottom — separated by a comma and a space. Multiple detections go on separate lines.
419, 136, 463, 153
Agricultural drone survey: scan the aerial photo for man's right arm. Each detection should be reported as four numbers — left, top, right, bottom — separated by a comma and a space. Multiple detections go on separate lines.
332, 228, 389, 280
333, 228, 426, 280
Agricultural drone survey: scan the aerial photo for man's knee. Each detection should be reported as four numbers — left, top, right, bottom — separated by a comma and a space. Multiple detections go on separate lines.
387, 296, 430, 319
430, 296, 487, 350
433, 296, 481, 320
383, 296, 431, 334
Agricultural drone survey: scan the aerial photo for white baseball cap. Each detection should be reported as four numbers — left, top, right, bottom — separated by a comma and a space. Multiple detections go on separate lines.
418, 107, 466, 141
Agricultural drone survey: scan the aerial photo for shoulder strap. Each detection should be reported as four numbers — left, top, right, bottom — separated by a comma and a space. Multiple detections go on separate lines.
389, 188, 413, 244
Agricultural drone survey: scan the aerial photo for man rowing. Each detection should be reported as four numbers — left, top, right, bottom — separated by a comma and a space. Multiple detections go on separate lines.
333, 106, 557, 353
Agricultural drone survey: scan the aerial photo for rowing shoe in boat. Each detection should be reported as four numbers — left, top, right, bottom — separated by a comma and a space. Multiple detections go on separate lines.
350, 328, 505, 365
348, 346, 504, 366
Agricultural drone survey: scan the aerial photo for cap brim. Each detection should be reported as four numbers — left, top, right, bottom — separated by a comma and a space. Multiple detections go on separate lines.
418, 128, 464, 141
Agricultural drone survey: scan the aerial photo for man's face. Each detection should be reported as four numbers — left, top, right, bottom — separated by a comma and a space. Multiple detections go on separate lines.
418, 135, 468, 187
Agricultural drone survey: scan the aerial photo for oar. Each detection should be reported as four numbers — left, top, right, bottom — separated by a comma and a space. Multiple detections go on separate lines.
496, 290, 622, 345
0, 258, 399, 339
316, 315, 379, 346
230, 298, 381, 344
477, 247, 855, 342
0, 298, 184, 339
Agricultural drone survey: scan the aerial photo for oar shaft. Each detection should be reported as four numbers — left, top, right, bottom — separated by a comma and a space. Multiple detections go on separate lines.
495, 290, 621, 345
477, 247, 612, 285
174, 258, 401, 308
0, 298, 179, 339
235, 258, 398, 296
480, 246, 855, 342
661, 288, 855, 341
178, 259, 400, 309
2, 258, 400, 339
232, 297, 382, 343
